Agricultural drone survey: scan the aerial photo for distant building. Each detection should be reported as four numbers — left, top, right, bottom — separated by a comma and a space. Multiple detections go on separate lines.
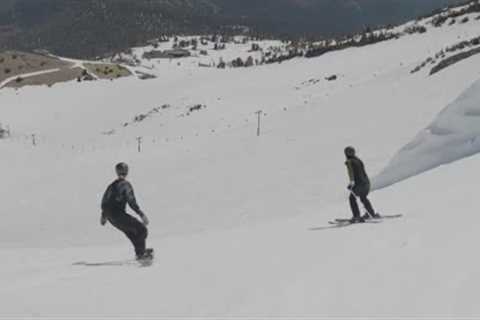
146, 39, 159, 47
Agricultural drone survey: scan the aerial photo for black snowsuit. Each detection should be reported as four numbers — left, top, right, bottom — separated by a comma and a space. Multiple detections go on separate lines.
101, 179, 147, 256
345, 156, 376, 218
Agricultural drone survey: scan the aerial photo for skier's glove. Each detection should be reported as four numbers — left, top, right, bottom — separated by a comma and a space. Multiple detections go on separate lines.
100, 215, 107, 226
347, 182, 355, 191
141, 214, 150, 226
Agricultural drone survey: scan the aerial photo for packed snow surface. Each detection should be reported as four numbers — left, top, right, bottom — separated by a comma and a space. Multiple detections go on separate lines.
2, 7, 480, 318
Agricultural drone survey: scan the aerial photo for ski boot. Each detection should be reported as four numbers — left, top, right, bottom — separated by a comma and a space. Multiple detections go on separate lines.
370, 212, 382, 219
350, 216, 365, 224
136, 248, 154, 261
363, 212, 382, 220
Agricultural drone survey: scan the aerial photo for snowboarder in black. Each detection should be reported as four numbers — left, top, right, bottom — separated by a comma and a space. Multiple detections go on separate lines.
344, 146, 380, 223
101, 162, 152, 259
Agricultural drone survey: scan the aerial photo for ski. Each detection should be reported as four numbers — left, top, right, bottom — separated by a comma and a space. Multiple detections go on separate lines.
329, 219, 382, 225
328, 214, 401, 225
374, 214, 403, 219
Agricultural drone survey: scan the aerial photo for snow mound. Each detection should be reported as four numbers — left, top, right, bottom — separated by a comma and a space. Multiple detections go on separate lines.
373, 78, 480, 190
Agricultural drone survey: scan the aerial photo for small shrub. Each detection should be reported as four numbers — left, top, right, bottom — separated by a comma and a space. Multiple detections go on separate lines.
15, 77, 23, 83
0, 57, 4, 63
404, 25, 427, 34
232, 57, 244, 67
432, 16, 448, 27
11, 54, 17, 60
189, 104, 205, 112
4, 68, 11, 74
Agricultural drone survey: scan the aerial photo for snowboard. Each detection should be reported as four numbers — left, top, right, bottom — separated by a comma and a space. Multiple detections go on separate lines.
74, 248, 154, 268
73, 260, 139, 267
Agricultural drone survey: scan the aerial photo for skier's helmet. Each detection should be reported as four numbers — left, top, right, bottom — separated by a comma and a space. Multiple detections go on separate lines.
344, 146, 356, 158
115, 162, 129, 177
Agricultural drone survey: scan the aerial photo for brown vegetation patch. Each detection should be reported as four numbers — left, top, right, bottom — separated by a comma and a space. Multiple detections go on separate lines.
83, 63, 131, 79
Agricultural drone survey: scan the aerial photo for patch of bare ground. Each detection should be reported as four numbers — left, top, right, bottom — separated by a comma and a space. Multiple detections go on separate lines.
0, 51, 72, 83
5, 67, 86, 88
83, 63, 131, 79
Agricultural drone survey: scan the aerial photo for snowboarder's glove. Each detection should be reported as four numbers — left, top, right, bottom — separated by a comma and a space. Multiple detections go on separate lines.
141, 214, 150, 226
347, 182, 355, 191
100, 215, 107, 226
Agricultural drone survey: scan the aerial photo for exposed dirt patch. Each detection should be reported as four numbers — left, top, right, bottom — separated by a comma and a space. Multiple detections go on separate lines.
0, 51, 133, 89
83, 63, 131, 79
0, 51, 72, 83
430, 47, 480, 75
5, 67, 85, 88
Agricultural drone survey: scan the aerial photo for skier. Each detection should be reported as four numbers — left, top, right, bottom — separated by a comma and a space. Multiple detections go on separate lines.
344, 146, 380, 223
101, 162, 153, 259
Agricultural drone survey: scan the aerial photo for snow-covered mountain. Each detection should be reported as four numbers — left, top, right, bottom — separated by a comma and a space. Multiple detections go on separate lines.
1, 1, 480, 317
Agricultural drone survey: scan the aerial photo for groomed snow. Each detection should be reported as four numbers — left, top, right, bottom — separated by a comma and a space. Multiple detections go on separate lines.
2, 6, 480, 318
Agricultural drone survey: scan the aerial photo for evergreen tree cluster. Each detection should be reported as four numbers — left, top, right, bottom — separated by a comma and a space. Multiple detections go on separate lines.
0, 0, 464, 59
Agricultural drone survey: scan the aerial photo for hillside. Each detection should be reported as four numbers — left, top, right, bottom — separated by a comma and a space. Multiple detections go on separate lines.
2, 1, 480, 318
215, 0, 463, 35
0, 0, 462, 58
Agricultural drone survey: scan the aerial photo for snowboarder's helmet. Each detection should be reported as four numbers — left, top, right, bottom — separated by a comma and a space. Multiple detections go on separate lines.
115, 162, 129, 177
344, 146, 356, 158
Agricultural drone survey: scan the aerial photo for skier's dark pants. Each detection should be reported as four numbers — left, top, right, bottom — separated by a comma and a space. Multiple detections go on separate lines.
349, 185, 376, 218
106, 211, 148, 256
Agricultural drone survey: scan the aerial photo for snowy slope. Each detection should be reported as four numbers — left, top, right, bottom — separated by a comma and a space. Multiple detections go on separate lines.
374, 78, 480, 189
2, 4, 480, 318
